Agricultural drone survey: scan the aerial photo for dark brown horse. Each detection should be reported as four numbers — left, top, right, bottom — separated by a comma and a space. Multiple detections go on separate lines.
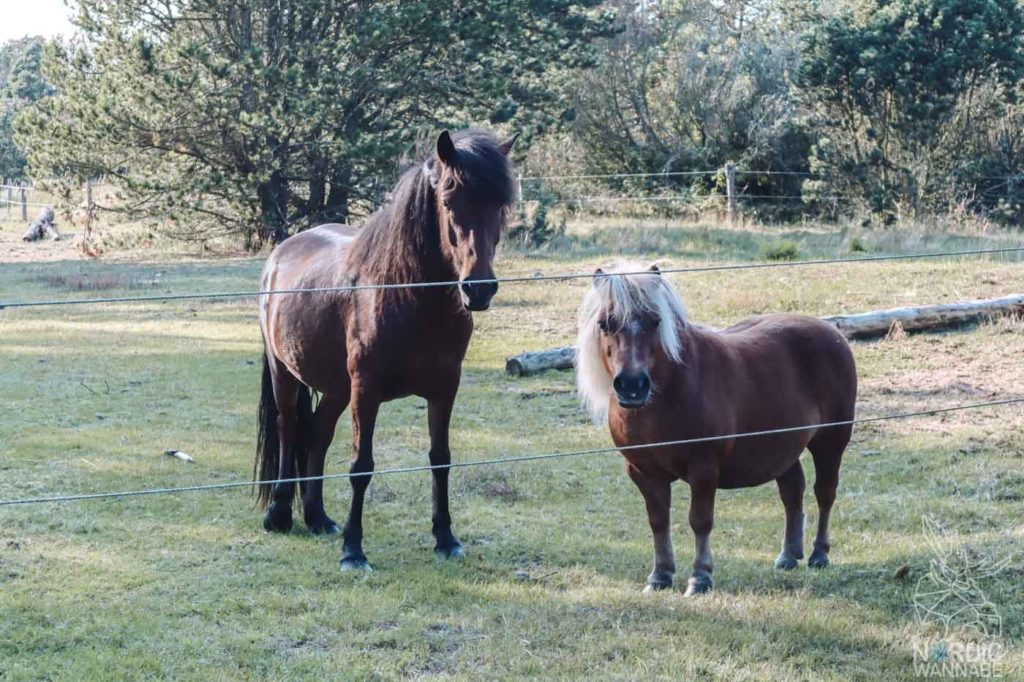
576, 263, 857, 595
255, 129, 517, 570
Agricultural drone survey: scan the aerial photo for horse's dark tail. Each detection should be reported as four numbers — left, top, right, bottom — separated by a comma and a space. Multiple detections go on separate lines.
254, 353, 314, 509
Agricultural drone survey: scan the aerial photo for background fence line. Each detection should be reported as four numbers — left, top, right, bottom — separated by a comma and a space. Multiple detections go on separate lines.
2, 246, 1023, 311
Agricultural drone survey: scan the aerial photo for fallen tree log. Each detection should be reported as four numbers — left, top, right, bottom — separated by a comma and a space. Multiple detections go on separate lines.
504, 293, 1024, 377
504, 346, 575, 377
22, 206, 60, 242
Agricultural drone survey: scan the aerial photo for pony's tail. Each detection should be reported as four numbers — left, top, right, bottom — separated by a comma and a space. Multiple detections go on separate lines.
254, 353, 315, 508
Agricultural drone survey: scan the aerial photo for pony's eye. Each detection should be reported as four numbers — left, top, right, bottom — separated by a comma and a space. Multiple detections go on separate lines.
598, 319, 609, 333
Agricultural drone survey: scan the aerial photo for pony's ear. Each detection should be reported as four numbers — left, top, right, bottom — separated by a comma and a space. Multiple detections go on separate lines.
649, 264, 661, 275
499, 133, 520, 156
436, 130, 457, 167
593, 267, 605, 283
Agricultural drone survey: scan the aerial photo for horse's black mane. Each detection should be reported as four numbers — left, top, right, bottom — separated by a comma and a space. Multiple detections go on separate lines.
347, 129, 516, 285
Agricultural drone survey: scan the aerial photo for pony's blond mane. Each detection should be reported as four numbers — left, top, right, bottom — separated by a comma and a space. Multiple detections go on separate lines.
575, 262, 689, 423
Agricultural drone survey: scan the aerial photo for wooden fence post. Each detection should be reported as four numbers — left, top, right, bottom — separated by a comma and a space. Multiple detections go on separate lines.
517, 172, 524, 216
725, 162, 737, 223
20, 185, 28, 222
4, 184, 11, 217
85, 178, 95, 240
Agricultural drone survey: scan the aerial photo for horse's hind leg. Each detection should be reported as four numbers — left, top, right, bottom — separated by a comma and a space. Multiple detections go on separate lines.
301, 392, 349, 535
774, 461, 806, 570
265, 364, 300, 533
340, 380, 379, 571
807, 426, 851, 568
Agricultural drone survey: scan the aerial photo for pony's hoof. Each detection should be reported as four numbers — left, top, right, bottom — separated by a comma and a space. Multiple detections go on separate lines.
774, 552, 800, 570
808, 550, 830, 569
684, 573, 713, 597
434, 543, 465, 560
262, 504, 293, 533
340, 555, 373, 572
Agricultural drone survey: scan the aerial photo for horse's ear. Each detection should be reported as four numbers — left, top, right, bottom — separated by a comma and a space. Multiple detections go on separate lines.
499, 133, 520, 156
593, 267, 605, 283
436, 130, 457, 167
649, 264, 661, 275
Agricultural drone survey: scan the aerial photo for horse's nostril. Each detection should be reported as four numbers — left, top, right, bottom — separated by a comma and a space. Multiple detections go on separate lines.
613, 376, 624, 392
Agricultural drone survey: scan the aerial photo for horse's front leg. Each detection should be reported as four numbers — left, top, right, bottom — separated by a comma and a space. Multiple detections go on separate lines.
428, 393, 464, 559
340, 381, 379, 571
686, 467, 718, 596
628, 465, 675, 592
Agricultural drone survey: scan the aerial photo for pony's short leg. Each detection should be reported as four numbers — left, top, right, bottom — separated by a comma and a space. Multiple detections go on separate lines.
264, 373, 300, 533
774, 461, 806, 570
302, 393, 349, 535
807, 428, 849, 568
685, 469, 718, 596
340, 383, 379, 571
427, 395, 463, 559
627, 465, 675, 592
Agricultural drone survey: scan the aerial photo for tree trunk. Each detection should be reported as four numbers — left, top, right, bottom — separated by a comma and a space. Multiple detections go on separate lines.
258, 170, 289, 243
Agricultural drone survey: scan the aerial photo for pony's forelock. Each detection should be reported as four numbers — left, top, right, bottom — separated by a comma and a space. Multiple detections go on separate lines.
575, 263, 688, 423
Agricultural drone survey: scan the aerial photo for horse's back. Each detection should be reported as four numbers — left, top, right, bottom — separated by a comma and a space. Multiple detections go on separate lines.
260, 224, 360, 393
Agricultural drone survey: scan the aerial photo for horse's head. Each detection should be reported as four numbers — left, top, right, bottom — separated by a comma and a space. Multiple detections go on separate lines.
576, 263, 688, 421
431, 129, 518, 311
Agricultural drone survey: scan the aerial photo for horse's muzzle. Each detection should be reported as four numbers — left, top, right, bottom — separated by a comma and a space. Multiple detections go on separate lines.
460, 279, 498, 311
613, 372, 652, 409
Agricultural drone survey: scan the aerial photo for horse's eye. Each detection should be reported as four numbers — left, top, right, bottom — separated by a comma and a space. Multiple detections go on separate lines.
647, 316, 661, 329
598, 319, 609, 333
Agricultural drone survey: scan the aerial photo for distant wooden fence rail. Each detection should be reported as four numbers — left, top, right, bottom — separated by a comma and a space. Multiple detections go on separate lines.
1, 179, 97, 226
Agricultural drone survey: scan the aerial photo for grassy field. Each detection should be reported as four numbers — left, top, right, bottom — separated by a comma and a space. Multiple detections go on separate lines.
1, 219, 1023, 680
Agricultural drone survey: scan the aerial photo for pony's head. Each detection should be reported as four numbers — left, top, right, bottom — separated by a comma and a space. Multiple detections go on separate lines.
428, 129, 518, 311
576, 263, 688, 422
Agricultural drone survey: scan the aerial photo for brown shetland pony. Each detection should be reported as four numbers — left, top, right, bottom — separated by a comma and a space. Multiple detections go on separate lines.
255, 130, 517, 570
576, 263, 857, 595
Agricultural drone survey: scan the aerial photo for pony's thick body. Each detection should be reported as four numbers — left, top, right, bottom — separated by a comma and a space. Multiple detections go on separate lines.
610, 315, 856, 489
577, 264, 857, 595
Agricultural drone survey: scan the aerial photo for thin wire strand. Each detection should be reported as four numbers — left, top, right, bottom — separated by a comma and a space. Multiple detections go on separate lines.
521, 170, 720, 182
2, 246, 1022, 311
0, 398, 1019, 508
524, 194, 846, 202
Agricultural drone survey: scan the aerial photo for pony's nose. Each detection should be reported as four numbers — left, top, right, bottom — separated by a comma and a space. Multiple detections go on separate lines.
459, 279, 498, 311
613, 372, 651, 407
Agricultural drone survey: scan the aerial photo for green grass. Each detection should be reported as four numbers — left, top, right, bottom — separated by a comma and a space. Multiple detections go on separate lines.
0, 221, 1023, 680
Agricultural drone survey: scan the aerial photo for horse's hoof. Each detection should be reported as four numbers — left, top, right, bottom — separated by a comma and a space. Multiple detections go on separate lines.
774, 552, 800, 570
340, 555, 373, 572
263, 504, 293, 533
643, 581, 672, 594
684, 573, 713, 597
306, 516, 341, 536
808, 550, 830, 569
434, 543, 465, 560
